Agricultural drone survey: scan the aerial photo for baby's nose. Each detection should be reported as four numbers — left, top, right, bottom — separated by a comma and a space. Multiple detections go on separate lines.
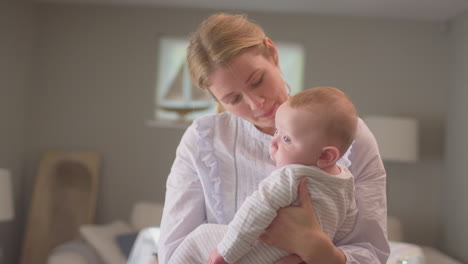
269, 139, 278, 152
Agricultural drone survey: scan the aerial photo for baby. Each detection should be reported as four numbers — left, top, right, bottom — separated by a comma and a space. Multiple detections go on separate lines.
170, 87, 359, 264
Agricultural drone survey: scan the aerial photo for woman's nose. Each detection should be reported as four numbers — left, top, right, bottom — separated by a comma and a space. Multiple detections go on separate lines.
245, 91, 265, 110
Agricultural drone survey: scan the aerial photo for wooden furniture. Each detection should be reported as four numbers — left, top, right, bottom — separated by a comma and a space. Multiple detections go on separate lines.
20, 151, 100, 264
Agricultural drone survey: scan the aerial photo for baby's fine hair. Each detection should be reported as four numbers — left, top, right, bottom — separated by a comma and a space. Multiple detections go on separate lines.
289, 87, 358, 156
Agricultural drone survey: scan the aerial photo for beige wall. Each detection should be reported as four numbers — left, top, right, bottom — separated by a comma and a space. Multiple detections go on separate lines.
28, 3, 449, 248
442, 11, 468, 263
0, 1, 34, 263
3, 2, 456, 262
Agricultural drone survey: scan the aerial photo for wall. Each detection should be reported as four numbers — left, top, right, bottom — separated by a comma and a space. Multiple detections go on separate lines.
441, 11, 468, 263
28, 3, 448, 249
0, 1, 34, 263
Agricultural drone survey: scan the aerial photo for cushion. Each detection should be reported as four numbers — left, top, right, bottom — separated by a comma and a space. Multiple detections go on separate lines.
115, 232, 139, 258
79, 221, 132, 264
48, 239, 103, 264
130, 202, 164, 230
48, 251, 88, 264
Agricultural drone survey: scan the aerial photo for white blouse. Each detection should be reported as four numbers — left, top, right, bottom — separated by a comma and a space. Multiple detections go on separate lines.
158, 112, 390, 264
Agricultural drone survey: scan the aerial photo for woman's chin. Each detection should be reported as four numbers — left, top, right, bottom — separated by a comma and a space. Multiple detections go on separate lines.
254, 124, 275, 135
254, 119, 275, 134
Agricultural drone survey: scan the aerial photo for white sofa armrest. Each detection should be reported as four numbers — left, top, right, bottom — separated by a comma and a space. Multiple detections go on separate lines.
47, 239, 104, 264
130, 202, 164, 230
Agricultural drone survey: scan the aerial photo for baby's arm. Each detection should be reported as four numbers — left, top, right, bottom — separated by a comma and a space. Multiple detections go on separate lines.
208, 248, 228, 264
217, 166, 300, 263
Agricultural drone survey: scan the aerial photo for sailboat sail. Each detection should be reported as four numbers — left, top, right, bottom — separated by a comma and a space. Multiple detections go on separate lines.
163, 62, 211, 103
159, 61, 212, 121
163, 63, 185, 101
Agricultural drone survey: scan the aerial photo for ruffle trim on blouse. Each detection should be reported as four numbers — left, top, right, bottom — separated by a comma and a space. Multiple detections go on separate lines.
339, 143, 353, 168
195, 117, 224, 221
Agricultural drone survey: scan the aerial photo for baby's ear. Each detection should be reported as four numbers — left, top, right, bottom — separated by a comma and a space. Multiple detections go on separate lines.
317, 146, 340, 169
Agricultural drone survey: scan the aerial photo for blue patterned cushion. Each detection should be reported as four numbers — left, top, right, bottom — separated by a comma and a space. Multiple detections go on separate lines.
115, 232, 139, 259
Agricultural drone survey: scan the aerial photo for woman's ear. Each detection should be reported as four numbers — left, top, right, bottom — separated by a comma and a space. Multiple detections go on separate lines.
316, 146, 340, 169
263, 37, 279, 66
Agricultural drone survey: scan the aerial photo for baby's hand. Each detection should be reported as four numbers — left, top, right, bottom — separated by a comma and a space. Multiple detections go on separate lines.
208, 248, 228, 264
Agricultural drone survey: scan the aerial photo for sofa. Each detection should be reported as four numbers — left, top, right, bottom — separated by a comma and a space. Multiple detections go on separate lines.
47, 202, 461, 264
47, 202, 163, 264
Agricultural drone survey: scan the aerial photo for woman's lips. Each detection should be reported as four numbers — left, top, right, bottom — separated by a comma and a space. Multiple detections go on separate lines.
258, 104, 277, 119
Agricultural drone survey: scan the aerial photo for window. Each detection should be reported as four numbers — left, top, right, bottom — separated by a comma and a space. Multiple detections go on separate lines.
155, 37, 305, 123
275, 42, 305, 96
155, 37, 214, 123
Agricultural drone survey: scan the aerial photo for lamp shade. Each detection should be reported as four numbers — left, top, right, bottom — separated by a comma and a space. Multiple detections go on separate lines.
364, 116, 419, 162
0, 168, 14, 221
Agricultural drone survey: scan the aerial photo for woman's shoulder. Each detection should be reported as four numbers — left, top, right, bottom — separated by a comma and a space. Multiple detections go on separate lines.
191, 112, 239, 137
339, 118, 375, 168
194, 111, 237, 128
352, 117, 380, 157
348, 117, 385, 178
355, 117, 377, 146
175, 113, 238, 168
183, 112, 242, 148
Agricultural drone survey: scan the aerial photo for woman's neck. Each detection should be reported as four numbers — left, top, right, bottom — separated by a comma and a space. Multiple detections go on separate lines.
255, 125, 275, 136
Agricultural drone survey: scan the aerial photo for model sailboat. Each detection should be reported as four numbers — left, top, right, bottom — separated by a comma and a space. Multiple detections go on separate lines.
159, 61, 212, 122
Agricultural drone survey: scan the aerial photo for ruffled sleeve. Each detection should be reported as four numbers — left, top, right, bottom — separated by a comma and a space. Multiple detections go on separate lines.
158, 120, 207, 264
196, 116, 224, 222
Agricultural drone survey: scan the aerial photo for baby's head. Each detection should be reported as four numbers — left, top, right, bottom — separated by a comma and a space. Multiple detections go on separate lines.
269, 87, 358, 169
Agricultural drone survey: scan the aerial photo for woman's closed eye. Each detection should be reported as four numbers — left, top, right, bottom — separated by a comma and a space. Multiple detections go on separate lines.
251, 74, 264, 88
230, 94, 242, 105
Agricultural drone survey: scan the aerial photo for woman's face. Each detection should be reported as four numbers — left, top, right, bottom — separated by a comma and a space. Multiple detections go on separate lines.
208, 46, 289, 135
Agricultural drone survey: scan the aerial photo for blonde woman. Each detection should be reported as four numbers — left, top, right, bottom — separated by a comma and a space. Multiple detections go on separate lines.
159, 13, 389, 264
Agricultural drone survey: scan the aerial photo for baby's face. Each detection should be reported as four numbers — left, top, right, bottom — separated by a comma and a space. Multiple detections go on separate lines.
269, 102, 324, 168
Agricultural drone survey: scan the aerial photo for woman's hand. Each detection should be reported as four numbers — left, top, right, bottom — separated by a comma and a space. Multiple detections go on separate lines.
208, 248, 228, 264
259, 178, 346, 264
258, 178, 318, 254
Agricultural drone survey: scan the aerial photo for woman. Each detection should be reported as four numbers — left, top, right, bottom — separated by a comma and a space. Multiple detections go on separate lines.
158, 13, 390, 264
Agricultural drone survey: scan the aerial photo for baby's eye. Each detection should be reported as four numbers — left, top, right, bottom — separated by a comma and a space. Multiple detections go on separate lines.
274, 128, 278, 134
283, 136, 291, 143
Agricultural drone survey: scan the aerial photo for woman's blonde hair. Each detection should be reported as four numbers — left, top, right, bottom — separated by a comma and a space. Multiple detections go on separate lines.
187, 13, 267, 93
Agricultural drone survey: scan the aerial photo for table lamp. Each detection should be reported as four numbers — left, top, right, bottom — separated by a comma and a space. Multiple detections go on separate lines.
364, 116, 419, 162
0, 168, 14, 222
0, 168, 14, 263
